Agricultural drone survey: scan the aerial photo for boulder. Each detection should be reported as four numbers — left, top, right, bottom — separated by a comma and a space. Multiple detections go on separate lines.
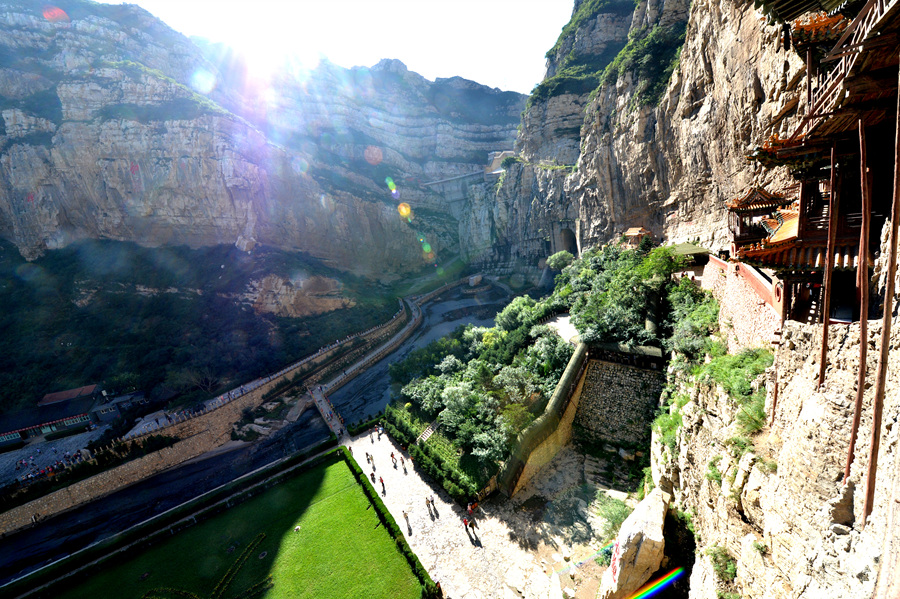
598, 488, 669, 599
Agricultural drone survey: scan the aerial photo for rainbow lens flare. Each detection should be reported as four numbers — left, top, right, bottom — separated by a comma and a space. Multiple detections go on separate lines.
626, 567, 685, 599
398, 203, 411, 218
384, 177, 397, 192
422, 243, 431, 253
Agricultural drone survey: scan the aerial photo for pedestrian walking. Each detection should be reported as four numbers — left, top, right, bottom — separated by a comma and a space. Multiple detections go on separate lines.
463, 517, 468, 529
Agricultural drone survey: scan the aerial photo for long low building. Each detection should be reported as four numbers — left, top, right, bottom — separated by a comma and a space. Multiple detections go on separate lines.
0, 385, 103, 449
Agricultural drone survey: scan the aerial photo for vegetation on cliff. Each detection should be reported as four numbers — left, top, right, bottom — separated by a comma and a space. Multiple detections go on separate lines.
601, 22, 688, 106
0, 239, 396, 414
652, 278, 774, 463
527, 0, 633, 108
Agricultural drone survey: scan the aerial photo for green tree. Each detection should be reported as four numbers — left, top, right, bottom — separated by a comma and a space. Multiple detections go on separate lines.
495, 296, 537, 332
547, 250, 574, 270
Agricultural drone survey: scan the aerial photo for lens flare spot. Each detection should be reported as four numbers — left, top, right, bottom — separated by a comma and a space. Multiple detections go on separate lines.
391, 188, 400, 200
190, 69, 216, 94
42, 6, 70, 23
364, 145, 383, 166
424, 251, 435, 261
437, 267, 445, 276
292, 157, 309, 174
384, 177, 397, 191
398, 203, 411, 218
422, 243, 432, 253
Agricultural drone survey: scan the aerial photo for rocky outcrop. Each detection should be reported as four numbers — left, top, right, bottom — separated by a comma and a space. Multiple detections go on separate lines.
599, 487, 669, 599
0, 1, 524, 276
245, 274, 353, 318
653, 319, 900, 598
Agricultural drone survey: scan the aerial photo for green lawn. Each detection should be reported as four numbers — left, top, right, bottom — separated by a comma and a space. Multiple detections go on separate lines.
55, 458, 421, 599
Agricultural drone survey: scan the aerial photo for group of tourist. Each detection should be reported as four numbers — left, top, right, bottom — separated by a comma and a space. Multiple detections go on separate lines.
10, 447, 88, 486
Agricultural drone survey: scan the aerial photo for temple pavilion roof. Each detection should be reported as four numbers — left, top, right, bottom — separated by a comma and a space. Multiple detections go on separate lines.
726, 187, 793, 212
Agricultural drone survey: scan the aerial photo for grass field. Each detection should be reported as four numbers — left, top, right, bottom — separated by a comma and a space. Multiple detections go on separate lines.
55, 458, 421, 599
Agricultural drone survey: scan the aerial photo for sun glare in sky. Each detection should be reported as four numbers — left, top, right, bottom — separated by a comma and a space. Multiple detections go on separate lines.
96, 0, 574, 93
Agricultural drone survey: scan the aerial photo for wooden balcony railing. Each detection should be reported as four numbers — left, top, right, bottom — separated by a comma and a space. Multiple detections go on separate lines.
789, 0, 899, 141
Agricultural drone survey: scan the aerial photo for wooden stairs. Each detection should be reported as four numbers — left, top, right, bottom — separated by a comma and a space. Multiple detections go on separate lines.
416, 420, 440, 445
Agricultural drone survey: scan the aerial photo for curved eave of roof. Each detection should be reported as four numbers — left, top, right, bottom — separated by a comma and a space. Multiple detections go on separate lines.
726, 187, 791, 211
755, 0, 846, 22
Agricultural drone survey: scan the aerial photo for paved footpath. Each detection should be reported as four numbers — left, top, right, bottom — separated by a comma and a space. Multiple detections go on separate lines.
346, 433, 606, 599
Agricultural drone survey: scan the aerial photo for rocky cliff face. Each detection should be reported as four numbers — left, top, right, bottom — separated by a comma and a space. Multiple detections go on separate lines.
651, 319, 899, 598
0, 1, 524, 276
461, 0, 806, 270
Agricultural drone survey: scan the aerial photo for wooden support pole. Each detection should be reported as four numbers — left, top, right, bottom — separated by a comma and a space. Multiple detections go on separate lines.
807, 48, 813, 117
798, 181, 808, 239
864, 64, 900, 524
845, 119, 871, 484
818, 146, 840, 388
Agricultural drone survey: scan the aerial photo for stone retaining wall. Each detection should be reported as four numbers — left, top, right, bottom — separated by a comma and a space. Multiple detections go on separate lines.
702, 256, 780, 352
0, 371, 284, 535
510, 358, 587, 497
0, 290, 426, 535
573, 360, 666, 447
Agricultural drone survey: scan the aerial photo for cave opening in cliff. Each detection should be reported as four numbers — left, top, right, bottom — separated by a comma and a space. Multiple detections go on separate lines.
559, 227, 578, 256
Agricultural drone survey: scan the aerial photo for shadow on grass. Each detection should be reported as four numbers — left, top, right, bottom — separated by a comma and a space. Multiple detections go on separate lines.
29, 450, 424, 599
0, 410, 331, 589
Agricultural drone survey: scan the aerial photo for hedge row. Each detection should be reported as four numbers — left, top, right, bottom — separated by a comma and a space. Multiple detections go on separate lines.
347, 413, 383, 436
340, 447, 440, 599
7, 439, 339, 598
383, 407, 477, 503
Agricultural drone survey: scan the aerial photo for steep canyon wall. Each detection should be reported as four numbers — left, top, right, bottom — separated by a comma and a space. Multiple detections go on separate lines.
651, 319, 900, 599
0, 1, 524, 276
460, 0, 807, 270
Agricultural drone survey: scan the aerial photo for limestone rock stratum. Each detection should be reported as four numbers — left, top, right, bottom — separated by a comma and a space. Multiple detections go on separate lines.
0, 1, 524, 276
463, 0, 803, 274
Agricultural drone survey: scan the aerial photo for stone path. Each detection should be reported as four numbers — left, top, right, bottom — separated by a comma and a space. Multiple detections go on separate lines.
347, 433, 613, 598
546, 314, 580, 345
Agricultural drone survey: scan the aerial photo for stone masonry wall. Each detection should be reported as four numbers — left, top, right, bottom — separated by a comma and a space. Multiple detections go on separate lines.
702, 257, 780, 352
511, 366, 586, 498
573, 360, 665, 447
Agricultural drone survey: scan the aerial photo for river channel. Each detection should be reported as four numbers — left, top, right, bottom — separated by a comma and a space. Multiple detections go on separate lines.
0, 285, 509, 586
331, 284, 508, 423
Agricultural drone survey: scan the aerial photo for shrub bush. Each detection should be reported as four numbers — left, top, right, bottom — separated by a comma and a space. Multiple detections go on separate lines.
706, 456, 723, 485
595, 492, 633, 541
706, 545, 737, 582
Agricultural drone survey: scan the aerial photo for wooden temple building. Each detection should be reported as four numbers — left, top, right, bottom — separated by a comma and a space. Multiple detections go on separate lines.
732, 0, 900, 588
